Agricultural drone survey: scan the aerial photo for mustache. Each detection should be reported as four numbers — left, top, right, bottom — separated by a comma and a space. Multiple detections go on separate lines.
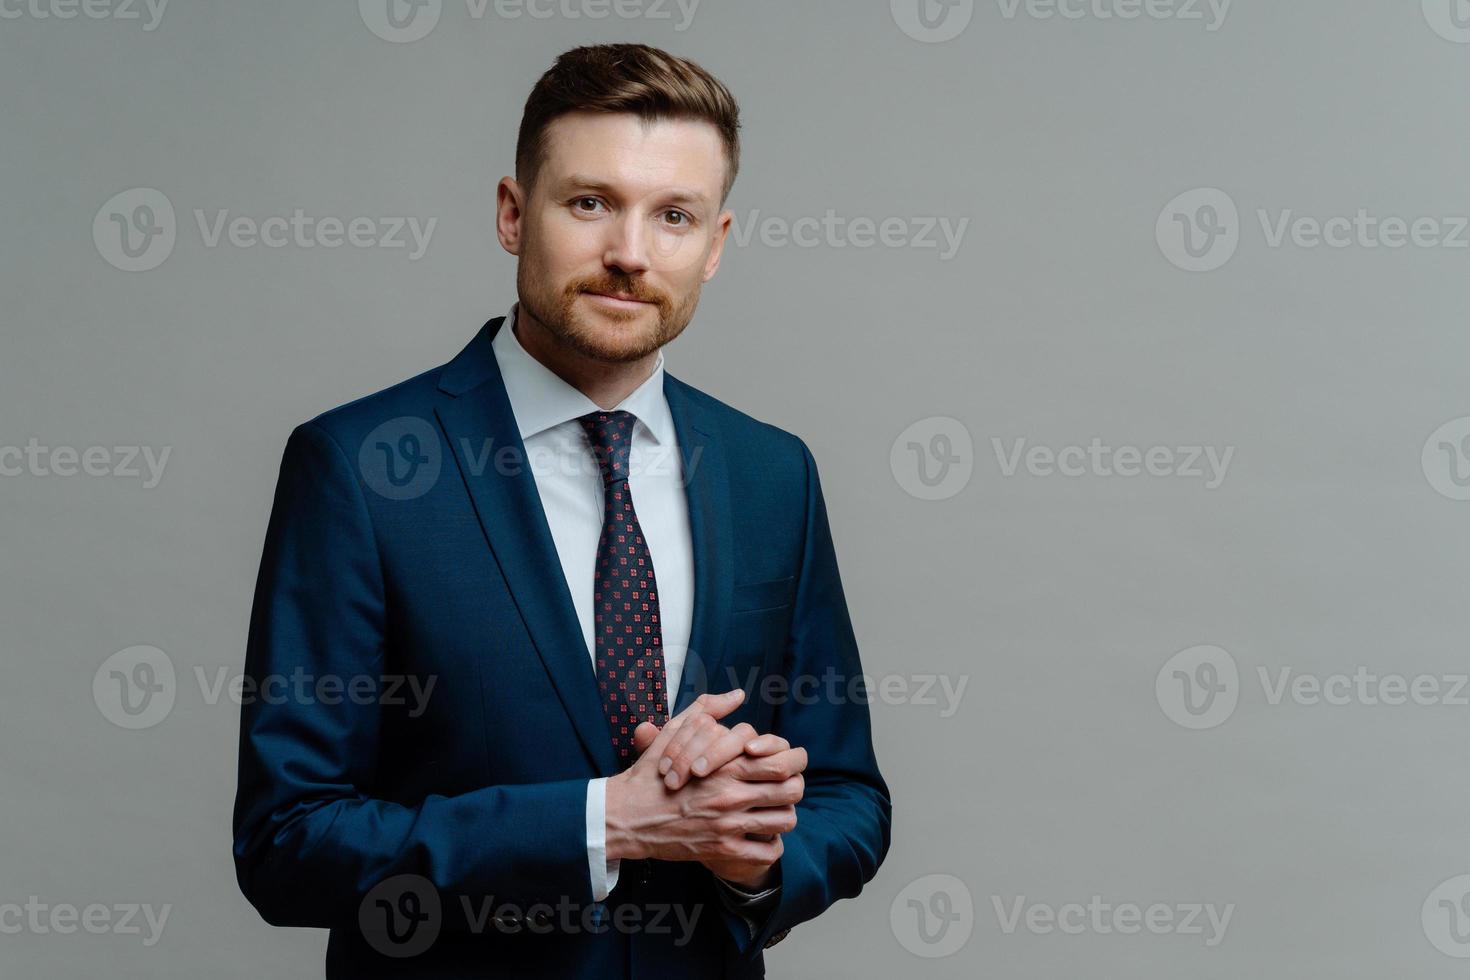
572, 276, 667, 307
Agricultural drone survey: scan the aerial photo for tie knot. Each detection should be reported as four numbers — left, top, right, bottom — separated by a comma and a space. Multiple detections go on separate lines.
577, 410, 637, 485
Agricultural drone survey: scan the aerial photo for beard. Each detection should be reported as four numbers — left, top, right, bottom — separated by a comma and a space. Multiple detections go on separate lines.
516, 258, 700, 364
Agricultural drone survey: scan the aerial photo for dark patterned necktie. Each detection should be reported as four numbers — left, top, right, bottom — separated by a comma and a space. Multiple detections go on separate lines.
577, 410, 669, 768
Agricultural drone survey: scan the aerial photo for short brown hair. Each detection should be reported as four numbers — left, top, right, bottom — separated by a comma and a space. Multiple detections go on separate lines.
515, 43, 741, 206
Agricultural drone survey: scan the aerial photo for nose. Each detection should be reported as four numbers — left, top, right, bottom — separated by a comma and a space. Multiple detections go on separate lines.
601, 212, 652, 276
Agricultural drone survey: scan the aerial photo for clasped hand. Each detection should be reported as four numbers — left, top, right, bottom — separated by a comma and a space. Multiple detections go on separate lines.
605, 689, 806, 891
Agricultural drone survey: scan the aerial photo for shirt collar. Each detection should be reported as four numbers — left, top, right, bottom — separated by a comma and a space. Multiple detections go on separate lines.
491, 301, 674, 446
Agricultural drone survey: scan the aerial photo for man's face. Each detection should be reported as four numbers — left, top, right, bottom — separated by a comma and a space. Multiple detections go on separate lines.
499, 111, 732, 364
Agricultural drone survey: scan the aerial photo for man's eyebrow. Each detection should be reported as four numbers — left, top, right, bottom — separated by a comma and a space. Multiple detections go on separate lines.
560, 174, 712, 208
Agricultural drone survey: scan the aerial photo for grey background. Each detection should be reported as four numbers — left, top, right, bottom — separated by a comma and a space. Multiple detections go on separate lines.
5, 0, 1470, 975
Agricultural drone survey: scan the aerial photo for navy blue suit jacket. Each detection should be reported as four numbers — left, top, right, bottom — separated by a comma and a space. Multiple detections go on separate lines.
231, 315, 892, 978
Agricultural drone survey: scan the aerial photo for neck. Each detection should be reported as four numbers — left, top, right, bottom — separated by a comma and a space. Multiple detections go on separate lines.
512, 304, 659, 410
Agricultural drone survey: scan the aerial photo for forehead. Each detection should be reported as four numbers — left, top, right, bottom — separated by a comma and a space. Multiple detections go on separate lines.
538, 111, 725, 201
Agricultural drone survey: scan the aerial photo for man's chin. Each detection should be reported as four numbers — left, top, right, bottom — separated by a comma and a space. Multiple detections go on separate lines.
562, 319, 663, 364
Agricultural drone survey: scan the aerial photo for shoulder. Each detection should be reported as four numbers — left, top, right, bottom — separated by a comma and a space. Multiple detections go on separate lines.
285, 362, 451, 463
663, 372, 815, 488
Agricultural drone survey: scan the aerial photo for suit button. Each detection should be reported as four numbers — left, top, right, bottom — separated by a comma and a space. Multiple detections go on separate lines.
638, 860, 654, 884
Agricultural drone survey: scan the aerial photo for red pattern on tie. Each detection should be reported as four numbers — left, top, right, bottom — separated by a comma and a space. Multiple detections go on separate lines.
578, 410, 669, 768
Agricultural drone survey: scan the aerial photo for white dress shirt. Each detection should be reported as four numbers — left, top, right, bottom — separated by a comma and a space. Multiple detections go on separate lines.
491, 302, 694, 902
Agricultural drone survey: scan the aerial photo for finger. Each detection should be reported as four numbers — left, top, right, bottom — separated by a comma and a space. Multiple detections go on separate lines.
686, 688, 746, 722
665, 721, 756, 790
719, 775, 804, 814
660, 712, 722, 788
742, 733, 790, 756
729, 805, 798, 838
656, 689, 745, 776
724, 748, 808, 782
643, 691, 724, 761
727, 834, 784, 866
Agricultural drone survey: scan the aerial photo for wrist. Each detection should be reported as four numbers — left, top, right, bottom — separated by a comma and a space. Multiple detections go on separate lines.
604, 771, 643, 862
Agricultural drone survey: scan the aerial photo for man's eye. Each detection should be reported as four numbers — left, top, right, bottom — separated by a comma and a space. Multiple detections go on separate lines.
663, 210, 690, 227
574, 198, 604, 213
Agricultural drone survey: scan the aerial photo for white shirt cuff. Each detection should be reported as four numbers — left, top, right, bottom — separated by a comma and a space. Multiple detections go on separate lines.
586, 777, 621, 902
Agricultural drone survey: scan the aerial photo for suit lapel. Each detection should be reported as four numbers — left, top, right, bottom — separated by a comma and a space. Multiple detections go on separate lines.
664, 377, 735, 717
435, 317, 619, 776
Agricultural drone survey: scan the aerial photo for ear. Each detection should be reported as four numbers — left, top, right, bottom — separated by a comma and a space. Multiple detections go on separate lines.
701, 208, 733, 283
495, 176, 526, 256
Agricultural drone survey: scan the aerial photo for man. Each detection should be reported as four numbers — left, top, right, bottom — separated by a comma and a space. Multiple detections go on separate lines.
232, 43, 890, 978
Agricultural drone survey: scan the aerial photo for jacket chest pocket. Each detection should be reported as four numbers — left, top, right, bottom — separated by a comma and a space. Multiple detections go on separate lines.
730, 575, 796, 614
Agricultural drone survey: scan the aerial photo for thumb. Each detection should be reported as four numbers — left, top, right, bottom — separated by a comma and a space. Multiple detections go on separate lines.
632, 720, 661, 755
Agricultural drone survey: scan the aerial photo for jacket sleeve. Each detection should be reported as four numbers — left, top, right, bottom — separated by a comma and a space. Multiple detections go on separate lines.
721, 438, 894, 959
231, 422, 593, 932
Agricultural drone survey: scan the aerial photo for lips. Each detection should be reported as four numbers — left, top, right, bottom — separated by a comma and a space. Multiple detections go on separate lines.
586, 290, 649, 303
